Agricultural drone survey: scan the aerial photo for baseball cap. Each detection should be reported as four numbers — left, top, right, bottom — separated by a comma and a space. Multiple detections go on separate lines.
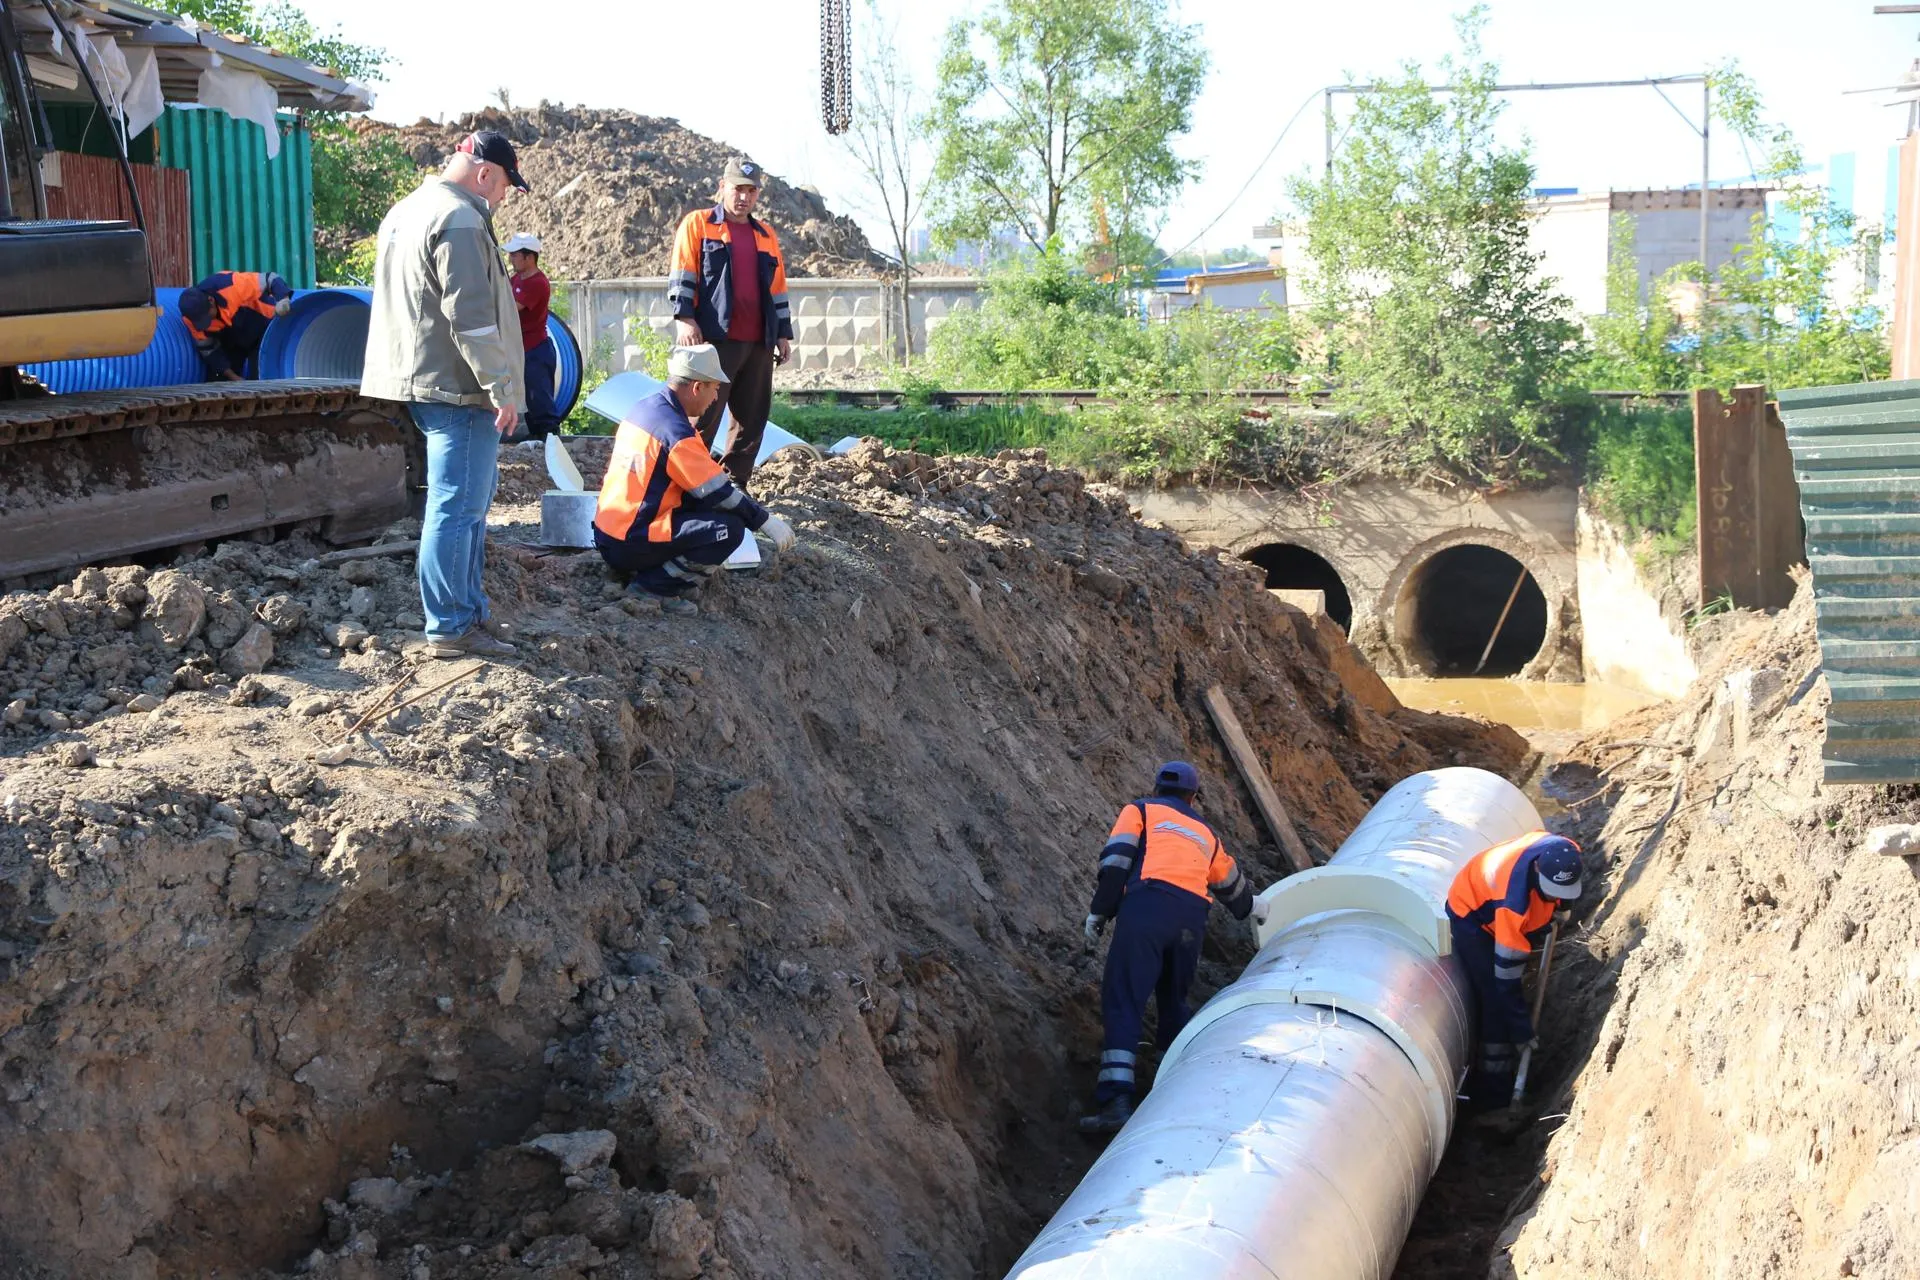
1532, 836, 1583, 900
457, 130, 531, 193
722, 157, 763, 189
668, 343, 730, 384
502, 232, 543, 255
1154, 761, 1200, 794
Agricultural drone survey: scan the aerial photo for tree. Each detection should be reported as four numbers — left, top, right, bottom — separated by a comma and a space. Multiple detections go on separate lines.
838, 1, 933, 362
925, 0, 1206, 256
1287, 8, 1581, 482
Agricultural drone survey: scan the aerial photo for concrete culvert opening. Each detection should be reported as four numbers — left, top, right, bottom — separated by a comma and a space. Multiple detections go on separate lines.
1243, 542, 1353, 632
1397, 544, 1546, 676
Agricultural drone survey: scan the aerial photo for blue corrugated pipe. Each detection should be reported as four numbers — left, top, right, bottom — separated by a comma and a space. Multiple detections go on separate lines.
25, 286, 584, 406
22, 287, 203, 392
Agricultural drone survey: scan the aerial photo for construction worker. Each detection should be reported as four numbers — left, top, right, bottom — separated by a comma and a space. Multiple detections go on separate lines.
179, 270, 292, 381
503, 232, 560, 442
666, 157, 793, 490
1079, 761, 1259, 1135
592, 342, 795, 617
1445, 831, 1583, 1106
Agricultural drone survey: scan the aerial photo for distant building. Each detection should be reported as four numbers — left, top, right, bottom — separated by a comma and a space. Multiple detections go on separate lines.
1141, 260, 1287, 320
1529, 187, 1771, 315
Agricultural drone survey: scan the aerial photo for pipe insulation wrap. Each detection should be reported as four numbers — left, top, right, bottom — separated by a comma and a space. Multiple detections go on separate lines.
1008, 767, 1543, 1280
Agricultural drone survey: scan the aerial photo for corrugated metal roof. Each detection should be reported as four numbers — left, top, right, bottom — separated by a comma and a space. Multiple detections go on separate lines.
1777, 378, 1920, 785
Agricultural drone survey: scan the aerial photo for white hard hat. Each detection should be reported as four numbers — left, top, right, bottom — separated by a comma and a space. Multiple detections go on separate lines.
502, 232, 543, 255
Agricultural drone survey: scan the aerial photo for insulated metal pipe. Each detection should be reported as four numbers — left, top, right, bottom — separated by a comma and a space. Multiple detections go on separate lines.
1007, 767, 1542, 1279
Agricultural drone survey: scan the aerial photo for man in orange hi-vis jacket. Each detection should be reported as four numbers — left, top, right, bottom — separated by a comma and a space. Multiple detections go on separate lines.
592, 343, 795, 617
665, 157, 793, 490
178, 270, 292, 380
1078, 761, 1259, 1136
1446, 831, 1583, 1105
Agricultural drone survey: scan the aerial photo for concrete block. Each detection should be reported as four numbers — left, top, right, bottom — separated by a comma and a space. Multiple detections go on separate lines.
1863, 824, 1920, 857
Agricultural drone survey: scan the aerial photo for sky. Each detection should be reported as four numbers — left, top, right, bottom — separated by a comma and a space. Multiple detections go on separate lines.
297, 0, 1916, 257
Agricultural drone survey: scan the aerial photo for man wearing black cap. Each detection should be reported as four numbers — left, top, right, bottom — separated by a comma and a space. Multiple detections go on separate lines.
666, 157, 794, 490
363, 129, 531, 660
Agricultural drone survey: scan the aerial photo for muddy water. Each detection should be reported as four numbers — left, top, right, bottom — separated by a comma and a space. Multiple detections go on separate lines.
1385, 677, 1660, 733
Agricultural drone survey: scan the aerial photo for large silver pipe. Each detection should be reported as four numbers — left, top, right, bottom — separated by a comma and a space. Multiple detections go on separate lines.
1009, 767, 1542, 1279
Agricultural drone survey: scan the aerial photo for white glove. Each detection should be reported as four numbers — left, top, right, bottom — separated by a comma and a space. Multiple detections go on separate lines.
1250, 898, 1271, 926
760, 514, 796, 552
1083, 913, 1107, 945
274, 298, 292, 317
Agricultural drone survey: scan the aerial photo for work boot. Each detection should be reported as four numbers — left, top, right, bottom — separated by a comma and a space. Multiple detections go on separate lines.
1077, 1096, 1133, 1136
633, 585, 700, 617
423, 627, 517, 660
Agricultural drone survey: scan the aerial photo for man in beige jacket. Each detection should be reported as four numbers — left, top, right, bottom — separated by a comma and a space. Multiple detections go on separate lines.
362, 130, 528, 659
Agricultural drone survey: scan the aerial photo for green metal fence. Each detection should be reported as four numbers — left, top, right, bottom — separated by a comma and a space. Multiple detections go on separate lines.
154, 107, 315, 288
1777, 378, 1920, 785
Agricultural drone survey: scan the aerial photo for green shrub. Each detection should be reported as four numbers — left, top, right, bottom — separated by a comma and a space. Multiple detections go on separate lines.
1582, 399, 1697, 556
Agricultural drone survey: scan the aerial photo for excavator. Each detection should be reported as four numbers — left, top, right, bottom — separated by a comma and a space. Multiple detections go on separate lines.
0, 0, 409, 586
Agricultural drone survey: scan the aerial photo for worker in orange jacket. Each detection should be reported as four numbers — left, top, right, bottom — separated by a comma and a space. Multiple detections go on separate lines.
1446, 831, 1583, 1105
1079, 761, 1260, 1135
593, 342, 795, 617
179, 270, 292, 380
666, 157, 792, 490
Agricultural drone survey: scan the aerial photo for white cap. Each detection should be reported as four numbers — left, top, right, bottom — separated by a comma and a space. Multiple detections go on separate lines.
667, 343, 730, 384
502, 232, 543, 255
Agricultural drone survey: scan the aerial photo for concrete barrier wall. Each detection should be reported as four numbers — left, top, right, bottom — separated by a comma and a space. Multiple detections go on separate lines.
561, 278, 983, 375
1574, 505, 1698, 699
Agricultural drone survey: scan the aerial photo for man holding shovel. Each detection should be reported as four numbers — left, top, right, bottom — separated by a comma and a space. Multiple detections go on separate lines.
1445, 832, 1583, 1107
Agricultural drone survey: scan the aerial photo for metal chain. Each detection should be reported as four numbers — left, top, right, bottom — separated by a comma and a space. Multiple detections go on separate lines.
820, 0, 851, 135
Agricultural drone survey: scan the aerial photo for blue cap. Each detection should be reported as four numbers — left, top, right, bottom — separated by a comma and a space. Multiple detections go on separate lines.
1154, 761, 1199, 794
1532, 836, 1583, 900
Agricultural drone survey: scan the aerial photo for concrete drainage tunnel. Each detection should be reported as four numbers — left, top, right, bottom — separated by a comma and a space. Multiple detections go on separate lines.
1005, 768, 1540, 1279
1397, 545, 1547, 676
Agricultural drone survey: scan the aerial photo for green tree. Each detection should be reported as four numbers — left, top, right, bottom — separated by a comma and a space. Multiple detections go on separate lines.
925, 0, 1206, 255
1287, 8, 1582, 482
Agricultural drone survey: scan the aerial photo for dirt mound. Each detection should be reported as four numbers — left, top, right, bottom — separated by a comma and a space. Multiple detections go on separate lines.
0, 442, 1519, 1279
1489, 576, 1920, 1278
360, 106, 890, 281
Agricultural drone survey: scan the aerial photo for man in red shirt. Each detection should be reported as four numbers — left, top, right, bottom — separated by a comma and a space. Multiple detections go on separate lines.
504, 232, 559, 441
666, 158, 793, 489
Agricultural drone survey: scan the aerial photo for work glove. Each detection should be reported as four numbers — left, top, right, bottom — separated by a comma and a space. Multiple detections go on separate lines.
1083, 913, 1108, 946
1250, 898, 1271, 926
760, 514, 797, 553
274, 298, 292, 318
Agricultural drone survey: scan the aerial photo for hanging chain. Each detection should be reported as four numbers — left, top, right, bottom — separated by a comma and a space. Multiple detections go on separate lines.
820, 0, 852, 135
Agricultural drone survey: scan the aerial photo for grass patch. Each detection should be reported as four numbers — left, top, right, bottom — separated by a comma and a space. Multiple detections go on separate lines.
1581, 399, 1696, 559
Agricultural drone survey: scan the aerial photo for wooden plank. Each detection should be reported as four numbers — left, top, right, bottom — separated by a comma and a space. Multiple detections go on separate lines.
1202, 683, 1314, 874
317, 539, 420, 566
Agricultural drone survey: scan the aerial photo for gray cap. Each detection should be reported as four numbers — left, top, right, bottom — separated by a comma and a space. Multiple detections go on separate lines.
722, 157, 763, 189
668, 342, 730, 384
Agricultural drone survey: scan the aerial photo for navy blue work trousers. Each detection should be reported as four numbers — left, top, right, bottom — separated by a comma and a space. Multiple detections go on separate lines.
1450, 914, 1531, 1104
1097, 882, 1210, 1103
593, 514, 747, 597
523, 338, 560, 438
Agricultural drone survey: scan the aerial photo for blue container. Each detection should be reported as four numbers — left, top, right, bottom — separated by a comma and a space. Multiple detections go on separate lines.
22, 287, 204, 391
256, 287, 372, 380
548, 313, 583, 420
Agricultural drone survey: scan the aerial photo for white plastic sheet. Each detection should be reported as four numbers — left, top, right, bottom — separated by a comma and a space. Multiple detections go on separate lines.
194, 65, 282, 159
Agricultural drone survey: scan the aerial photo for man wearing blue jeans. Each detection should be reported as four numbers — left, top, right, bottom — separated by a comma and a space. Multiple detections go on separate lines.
362, 130, 531, 659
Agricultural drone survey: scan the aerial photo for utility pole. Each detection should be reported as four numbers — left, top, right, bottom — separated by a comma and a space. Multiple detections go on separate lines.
1701, 76, 1712, 285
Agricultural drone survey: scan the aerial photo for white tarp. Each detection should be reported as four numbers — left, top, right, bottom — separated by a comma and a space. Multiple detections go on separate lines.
194, 64, 282, 159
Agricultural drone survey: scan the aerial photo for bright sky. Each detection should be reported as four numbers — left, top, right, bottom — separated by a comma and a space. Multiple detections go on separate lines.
300, 0, 1914, 256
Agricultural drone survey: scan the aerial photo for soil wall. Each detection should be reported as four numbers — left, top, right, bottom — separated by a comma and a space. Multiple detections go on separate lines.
0, 443, 1518, 1279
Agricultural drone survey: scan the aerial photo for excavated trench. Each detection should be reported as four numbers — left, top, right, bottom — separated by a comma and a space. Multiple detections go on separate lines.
0, 442, 1528, 1280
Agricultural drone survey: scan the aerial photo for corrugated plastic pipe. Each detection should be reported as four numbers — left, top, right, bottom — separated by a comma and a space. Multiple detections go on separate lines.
1006, 766, 1543, 1280
22, 287, 202, 391
26, 287, 584, 400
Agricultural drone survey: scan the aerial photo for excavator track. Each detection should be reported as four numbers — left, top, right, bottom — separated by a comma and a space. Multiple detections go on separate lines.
0, 379, 416, 585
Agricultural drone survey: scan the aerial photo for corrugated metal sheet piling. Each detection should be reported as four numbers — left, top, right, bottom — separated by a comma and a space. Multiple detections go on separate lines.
1778, 378, 1920, 784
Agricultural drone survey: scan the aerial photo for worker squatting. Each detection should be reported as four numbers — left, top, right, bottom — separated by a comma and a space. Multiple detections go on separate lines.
1077, 758, 1583, 1136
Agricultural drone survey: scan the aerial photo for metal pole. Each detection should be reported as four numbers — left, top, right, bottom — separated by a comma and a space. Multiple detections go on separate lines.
1472, 566, 1532, 676
1324, 87, 1334, 178
1700, 76, 1711, 281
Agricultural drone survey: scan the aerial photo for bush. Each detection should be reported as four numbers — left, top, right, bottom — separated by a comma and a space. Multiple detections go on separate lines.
1582, 399, 1696, 556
